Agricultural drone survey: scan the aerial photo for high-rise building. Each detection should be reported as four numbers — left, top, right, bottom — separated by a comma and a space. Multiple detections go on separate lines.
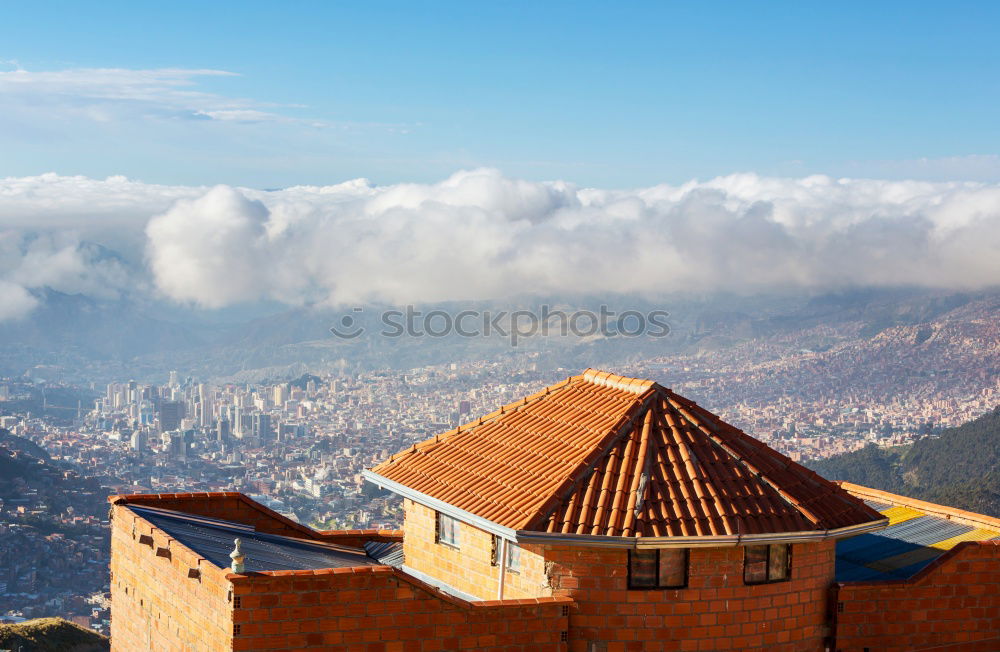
251, 413, 272, 442
159, 401, 185, 432
129, 430, 148, 452
216, 419, 231, 443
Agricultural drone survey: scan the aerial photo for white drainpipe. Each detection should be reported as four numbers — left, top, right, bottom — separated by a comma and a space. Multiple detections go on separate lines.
496, 537, 508, 600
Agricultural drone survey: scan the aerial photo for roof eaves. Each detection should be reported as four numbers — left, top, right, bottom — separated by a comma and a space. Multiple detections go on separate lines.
839, 482, 1000, 532
515, 517, 888, 549
362, 469, 518, 540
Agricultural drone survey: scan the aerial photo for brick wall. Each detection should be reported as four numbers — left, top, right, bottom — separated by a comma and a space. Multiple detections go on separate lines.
834, 540, 1000, 652
110, 493, 568, 651
402, 500, 550, 600
229, 566, 570, 651
109, 502, 234, 652
543, 540, 837, 652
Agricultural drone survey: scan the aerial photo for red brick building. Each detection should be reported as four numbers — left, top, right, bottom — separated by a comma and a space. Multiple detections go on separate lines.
108, 370, 1000, 651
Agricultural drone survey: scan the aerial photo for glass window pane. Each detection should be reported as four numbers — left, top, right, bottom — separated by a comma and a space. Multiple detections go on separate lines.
629, 550, 657, 587
437, 513, 459, 546
768, 544, 789, 581
658, 549, 686, 587
507, 543, 521, 571
744, 545, 768, 584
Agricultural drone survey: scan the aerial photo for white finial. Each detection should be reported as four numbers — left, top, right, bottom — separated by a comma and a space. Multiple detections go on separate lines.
230, 538, 245, 573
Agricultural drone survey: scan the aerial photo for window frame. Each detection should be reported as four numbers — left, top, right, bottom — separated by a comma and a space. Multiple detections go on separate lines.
490, 535, 522, 572
627, 548, 689, 590
743, 543, 792, 585
435, 512, 460, 548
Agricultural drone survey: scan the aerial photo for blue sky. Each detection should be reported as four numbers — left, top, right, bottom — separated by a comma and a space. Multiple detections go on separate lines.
2, 1, 999, 188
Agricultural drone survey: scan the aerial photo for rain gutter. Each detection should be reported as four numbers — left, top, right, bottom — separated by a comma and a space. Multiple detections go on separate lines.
363, 469, 888, 549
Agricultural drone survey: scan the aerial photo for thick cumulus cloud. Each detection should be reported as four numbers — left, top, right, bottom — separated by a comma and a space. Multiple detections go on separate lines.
146, 187, 273, 307
0, 173, 203, 320
144, 169, 1000, 307
2, 168, 1000, 319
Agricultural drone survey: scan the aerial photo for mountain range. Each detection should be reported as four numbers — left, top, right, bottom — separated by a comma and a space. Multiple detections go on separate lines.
1, 285, 997, 385
808, 407, 1000, 517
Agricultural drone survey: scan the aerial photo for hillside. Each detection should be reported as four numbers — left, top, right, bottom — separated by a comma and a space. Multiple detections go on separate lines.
0, 437, 110, 628
0, 617, 108, 652
808, 407, 1000, 516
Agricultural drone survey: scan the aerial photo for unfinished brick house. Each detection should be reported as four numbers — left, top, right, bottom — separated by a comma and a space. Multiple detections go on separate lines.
109, 369, 1000, 651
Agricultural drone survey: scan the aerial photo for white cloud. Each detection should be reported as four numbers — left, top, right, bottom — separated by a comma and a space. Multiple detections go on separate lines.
145, 169, 1000, 307
2, 169, 1000, 320
145, 186, 272, 307
0, 279, 38, 322
0, 66, 314, 126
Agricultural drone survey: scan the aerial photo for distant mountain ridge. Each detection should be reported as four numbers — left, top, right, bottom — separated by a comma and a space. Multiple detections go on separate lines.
0, 285, 997, 385
807, 407, 1000, 517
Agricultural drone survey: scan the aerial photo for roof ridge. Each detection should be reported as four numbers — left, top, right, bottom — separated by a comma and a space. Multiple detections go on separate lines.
663, 391, 828, 528
679, 394, 879, 524
581, 368, 657, 394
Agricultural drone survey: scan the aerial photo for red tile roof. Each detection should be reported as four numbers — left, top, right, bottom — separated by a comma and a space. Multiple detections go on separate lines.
372, 369, 883, 538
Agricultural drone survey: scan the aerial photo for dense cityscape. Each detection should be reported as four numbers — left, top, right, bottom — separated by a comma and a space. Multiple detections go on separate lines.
2, 299, 998, 634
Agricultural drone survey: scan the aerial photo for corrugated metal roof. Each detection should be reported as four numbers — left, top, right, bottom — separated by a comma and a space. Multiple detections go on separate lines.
835, 500, 998, 582
365, 540, 404, 567
128, 505, 380, 572
373, 369, 883, 538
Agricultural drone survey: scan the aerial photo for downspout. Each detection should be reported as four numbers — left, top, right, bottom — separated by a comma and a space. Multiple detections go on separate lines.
497, 538, 508, 600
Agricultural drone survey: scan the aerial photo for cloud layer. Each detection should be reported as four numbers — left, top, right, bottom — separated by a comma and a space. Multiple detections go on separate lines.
2, 168, 1000, 319
0, 66, 305, 125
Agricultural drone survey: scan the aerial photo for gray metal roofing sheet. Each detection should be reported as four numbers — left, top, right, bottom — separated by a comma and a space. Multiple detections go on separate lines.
128, 505, 380, 572
863, 500, 890, 511
365, 540, 404, 568
878, 516, 972, 545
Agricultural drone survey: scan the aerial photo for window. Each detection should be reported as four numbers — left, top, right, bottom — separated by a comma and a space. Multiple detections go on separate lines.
435, 512, 459, 547
744, 544, 791, 584
491, 535, 521, 572
628, 549, 688, 589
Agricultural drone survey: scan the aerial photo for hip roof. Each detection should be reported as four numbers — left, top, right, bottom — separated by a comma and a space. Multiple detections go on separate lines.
371, 369, 883, 538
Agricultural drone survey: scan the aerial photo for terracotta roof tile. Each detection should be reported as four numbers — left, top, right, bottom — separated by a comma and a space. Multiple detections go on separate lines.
372, 369, 882, 537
